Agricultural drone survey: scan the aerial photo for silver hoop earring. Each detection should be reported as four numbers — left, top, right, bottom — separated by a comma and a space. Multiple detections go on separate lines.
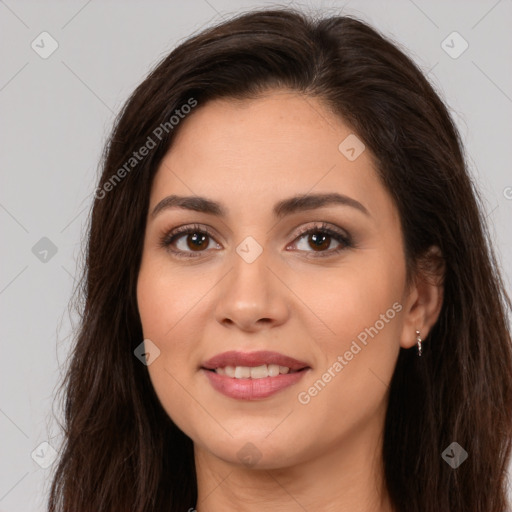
415, 330, 422, 357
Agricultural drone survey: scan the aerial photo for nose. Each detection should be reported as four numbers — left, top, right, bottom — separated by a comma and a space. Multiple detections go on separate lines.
214, 247, 289, 333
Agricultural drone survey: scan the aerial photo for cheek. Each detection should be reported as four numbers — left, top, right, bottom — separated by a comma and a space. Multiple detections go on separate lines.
327, 279, 402, 345
294, 255, 404, 413
136, 257, 214, 430
298, 251, 404, 345
137, 265, 200, 384
137, 255, 178, 337
137, 255, 211, 340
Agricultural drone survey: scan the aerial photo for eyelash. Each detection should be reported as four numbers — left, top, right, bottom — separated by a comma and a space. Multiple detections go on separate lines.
159, 222, 353, 259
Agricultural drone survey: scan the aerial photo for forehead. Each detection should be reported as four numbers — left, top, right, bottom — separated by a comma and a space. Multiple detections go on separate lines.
150, 90, 395, 224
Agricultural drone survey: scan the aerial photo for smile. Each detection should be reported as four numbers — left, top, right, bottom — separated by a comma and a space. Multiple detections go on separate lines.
213, 364, 296, 378
202, 368, 309, 400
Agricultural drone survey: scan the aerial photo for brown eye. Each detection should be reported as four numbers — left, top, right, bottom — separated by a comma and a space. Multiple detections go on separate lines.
183, 232, 209, 251
160, 224, 220, 258
161, 222, 352, 259
307, 232, 333, 251
292, 223, 352, 257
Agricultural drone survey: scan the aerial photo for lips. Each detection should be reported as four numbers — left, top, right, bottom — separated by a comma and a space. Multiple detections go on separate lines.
200, 350, 311, 400
201, 350, 310, 372
203, 370, 308, 400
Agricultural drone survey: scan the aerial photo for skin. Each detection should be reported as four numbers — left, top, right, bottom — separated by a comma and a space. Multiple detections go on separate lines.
136, 89, 444, 512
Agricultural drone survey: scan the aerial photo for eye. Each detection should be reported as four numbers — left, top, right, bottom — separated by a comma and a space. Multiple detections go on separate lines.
159, 222, 352, 259
159, 224, 220, 258
289, 222, 352, 258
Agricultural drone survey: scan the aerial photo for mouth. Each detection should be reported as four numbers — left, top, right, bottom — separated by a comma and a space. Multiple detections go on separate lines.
201, 350, 310, 376
203, 364, 306, 379
200, 350, 311, 400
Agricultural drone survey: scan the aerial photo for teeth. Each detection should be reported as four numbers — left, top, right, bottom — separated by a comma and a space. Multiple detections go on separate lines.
234, 366, 251, 379
251, 365, 268, 379
267, 364, 280, 377
214, 364, 293, 378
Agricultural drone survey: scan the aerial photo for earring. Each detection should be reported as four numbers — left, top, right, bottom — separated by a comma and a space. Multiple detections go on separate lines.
415, 330, 422, 357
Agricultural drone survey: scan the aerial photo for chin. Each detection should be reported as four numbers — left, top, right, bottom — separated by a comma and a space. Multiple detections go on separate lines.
192, 426, 309, 470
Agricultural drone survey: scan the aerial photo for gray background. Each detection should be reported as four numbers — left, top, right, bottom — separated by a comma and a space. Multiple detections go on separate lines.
1, 0, 511, 510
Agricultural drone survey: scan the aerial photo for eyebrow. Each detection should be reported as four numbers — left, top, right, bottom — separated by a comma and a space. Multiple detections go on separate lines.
151, 192, 370, 219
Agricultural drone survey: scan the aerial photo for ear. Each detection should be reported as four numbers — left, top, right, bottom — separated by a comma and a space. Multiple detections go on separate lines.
399, 245, 445, 349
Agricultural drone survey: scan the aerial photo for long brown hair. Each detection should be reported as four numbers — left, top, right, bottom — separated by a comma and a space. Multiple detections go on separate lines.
47, 7, 512, 511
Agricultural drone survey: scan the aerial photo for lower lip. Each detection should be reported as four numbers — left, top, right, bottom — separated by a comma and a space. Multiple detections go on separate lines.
202, 369, 308, 400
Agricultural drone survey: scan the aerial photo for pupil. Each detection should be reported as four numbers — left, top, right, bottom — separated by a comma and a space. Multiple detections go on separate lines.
190, 233, 207, 250
311, 232, 329, 250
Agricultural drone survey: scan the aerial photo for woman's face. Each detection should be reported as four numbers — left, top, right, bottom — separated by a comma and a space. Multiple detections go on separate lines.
137, 90, 416, 469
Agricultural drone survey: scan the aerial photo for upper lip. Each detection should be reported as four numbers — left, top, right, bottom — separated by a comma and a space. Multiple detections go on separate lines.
201, 350, 310, 371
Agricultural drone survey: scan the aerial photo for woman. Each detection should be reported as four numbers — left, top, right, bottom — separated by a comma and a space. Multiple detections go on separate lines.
47, 7, 512, 512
